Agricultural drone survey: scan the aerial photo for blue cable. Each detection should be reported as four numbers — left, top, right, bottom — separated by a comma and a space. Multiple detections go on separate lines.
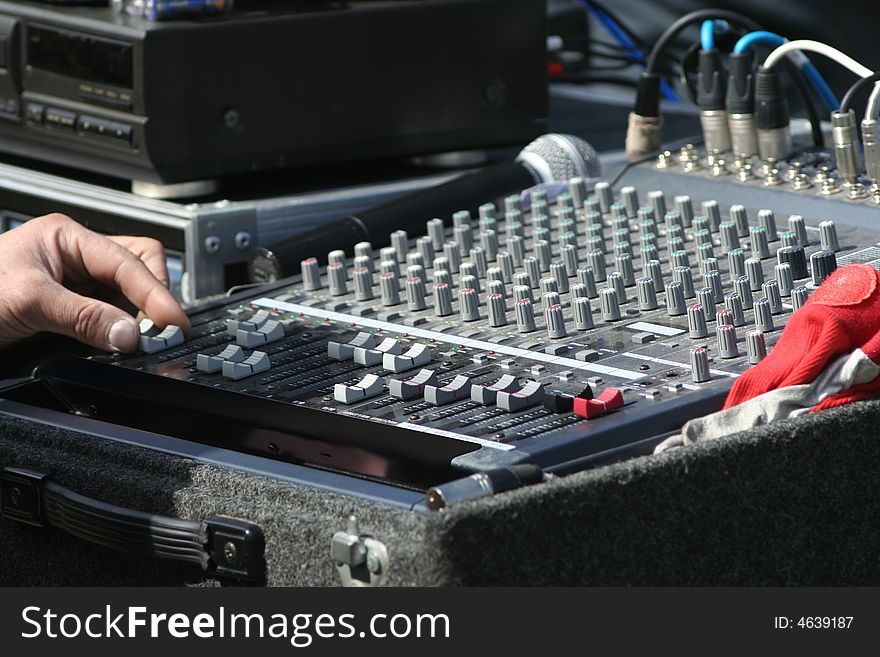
581, 1, 680, 102
734, 31, 839, 112
700, 20, 715, 50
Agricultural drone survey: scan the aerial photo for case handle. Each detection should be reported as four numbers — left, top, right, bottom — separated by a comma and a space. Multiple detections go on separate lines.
0, 466, 265, 583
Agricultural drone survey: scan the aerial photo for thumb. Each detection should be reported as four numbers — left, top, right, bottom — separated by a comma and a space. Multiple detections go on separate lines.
37, 285, 140, 352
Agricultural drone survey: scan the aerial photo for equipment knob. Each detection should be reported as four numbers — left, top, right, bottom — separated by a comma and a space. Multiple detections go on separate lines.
380, 272, 400, 306
453, 209, 472, 227
550, 261, 569, 293
599, 288, 621, 322
758, 209, 778, 241
727, 248, 746, 279
406, 277, 427, 311
791, 285, 809, 310
460, 273, 480, 294
716, 308, 734, 327
665, 281, 687, 316
416, 236, 435, 266
577, 266, 599, 298
594, 181, 613, 213
819, 220, 840, 252
753, 298, 774, 332
427, 217, 445, 249
515, 299, 537, 333
380, 256, 400, 280
780, 231, 798, 247
513, 284, 532, 303
724, 293, 746, 326
615, 253, 636, 287
674, 195, 694, 227
545, 304, 567, 339
507, 234, 525, 266
750, 226, 771, 259
480, 229, 499, 261
729, 204, 750, 237
636, 277, 658, 310
776, 245, 808, 279
353, 267, 374, 301
433, 268, 452, 288
696, 287, 716, 321
390, 230, 408, 263
524, 256, 542, 288
354, 241, 374, 269
733, 275, 754, 309
788, 214, 809, 247
648, 190, 667, 221
637, 206, 656, 232
327, 262, 348, 296
646, 259, 664, 291
810, 250, 838, 287
719, 221, 740, 252
701, 199, 722, 232
587, 250, 607, 282
328, 248, 346, 268
459, 287, 481, 322
665, 210, 683, 232
704, 269, 724, 302
492, 251, 511, 283
621, 185, 640, 218
717, 324, 739, 358
687, 304, 709, 338
488, 292, 507, 327
534, 240, 552, 272
301, 257, 321, 291
434, 282, 453, 317
671, 250, 690, 270
745, 258, 764, 291
672, 266, 695, 299
775, 263, 794, 296
697, 242, 714, 263
443, 241, 462, 274
573, 297, 594, 330
747, 330, 767, 364
469, 246, 488, 278
406, 251, 425, 272
690, 347, 711, 382
539, 277, 558, 297
486, 279, 506, 301
454, 224, 474, 253
406, 263, 427, 285
607, 272, 627, 303
762, 280, 784, 314
561, 244, 580, 277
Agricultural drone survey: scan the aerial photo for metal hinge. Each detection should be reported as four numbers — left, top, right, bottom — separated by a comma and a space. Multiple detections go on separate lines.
330, 516, 389, 587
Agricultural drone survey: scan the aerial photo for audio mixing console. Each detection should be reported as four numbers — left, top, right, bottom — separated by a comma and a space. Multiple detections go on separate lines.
4, 147, 880, 491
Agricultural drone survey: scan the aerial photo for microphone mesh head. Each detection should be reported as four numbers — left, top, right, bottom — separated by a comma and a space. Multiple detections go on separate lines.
517, 133, 601, 183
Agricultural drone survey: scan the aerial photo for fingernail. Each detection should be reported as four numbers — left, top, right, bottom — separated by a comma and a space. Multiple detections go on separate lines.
108, 318, 138, 352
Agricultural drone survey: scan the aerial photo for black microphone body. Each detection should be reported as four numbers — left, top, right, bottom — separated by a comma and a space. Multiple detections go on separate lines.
248, 133, 599, 283
249, 161, 535, 282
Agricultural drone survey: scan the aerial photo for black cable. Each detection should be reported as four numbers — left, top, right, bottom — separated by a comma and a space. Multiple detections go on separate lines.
780, 58, 824, 147
840, 72, 880, 114
646, 10, 761, 73
584, 0, 646, 48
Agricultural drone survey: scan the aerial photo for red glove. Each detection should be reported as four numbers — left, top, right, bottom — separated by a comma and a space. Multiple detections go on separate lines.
724, 264, 880, 409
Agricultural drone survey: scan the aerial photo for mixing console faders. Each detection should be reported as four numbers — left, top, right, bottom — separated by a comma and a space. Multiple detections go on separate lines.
13, 171, 876, 485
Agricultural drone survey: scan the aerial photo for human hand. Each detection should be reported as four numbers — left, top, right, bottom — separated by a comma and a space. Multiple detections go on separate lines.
0, 214, 190, 352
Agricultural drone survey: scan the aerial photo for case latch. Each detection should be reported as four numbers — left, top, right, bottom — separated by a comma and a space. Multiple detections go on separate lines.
330, 516, 389, 587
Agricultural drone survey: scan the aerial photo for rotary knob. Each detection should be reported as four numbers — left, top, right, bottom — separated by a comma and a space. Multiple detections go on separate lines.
687, 304, 709, 339
724, 293, 746, 327
758, 209, 778, 242
775, 263, 794, 296
690, 347, 711, 382
434, 283, 453, 317
754, 298, 774, 332
819, 220, 840, 252
353, 267, 374, 301
747, 330, 767, 364
636, 277, 658, 310
515, 299, 537, 333
406, 277, 427, 310
733, 275, 754, 309
717, 324, 739, 358
327, 261, 348, 296
696, 287, 716, 321
545, 304, 568, 339
791, 285, 809, 310
599, 288, 621, 321
810, 250, 838, 287
488, 292, 507, 327
750, 226, 771, 259
727, 248, 746, 279
301, 257, 321, 291
665, 281, 687, 316
391, 230, 408, 262
380, 272, 400, 306
746, 258, 764, 291
573, 297, 594, 330
776, 245, 808, 280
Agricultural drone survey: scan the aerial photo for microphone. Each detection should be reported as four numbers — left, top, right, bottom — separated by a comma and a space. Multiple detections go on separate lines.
247, 133, 600, 283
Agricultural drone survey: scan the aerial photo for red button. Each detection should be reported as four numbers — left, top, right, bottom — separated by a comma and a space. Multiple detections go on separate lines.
573, 387, 624, 419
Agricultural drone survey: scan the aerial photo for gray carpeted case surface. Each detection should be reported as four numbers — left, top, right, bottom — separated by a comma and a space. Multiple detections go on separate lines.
2, 399, 879, 586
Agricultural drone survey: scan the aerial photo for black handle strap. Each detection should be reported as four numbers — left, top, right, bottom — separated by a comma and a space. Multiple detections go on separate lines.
0, 466, 265, 583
